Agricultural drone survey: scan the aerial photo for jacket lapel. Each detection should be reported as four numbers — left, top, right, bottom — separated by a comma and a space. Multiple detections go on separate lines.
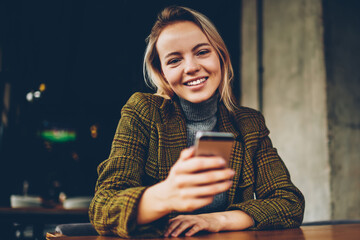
217, 104, 245, 205
156, 99, 187, 181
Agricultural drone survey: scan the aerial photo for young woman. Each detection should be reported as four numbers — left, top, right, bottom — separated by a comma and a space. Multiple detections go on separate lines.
89, 6, 305, 238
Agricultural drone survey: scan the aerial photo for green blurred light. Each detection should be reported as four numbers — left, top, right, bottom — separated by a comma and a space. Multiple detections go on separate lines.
41, 130, 76, 143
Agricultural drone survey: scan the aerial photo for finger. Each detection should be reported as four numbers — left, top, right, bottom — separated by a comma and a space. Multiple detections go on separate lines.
165, 219, 182, 237
164, 218, 186, 237
170, 220, 195, 237
174, 197, 214, 212
168, 215, 187, 223
175, 156, 227, 174
174, 168, 235, 187
185, 224, 203, 237
179, 180, 233, 198
178, 147, 195, 162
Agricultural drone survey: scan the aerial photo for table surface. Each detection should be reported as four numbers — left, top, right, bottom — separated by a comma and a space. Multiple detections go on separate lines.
46, 223, 360, 240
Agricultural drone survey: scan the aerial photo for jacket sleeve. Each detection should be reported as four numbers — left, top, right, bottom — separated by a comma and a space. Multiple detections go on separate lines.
89, 93, 168, 238
227, 111, 305, 230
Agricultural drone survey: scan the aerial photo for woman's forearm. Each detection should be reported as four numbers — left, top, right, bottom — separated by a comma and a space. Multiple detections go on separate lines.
213, 210, 254, 231
136, 181, 171, 225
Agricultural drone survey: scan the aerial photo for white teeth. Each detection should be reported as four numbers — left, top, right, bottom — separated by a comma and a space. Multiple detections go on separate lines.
186, 78, 207, 86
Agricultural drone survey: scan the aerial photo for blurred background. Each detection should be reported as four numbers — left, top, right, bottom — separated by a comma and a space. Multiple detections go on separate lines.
0, 0, 240, 203
0, 0, 359, 234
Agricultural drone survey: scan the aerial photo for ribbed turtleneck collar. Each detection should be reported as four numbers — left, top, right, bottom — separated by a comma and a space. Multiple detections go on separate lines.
178, 92, 219, 122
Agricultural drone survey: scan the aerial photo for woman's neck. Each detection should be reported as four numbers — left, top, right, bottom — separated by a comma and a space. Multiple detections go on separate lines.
178, 92, 219, 122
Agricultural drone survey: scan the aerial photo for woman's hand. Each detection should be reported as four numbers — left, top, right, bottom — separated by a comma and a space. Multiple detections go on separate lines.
164, 211, 255, 237
136, 147, 234, 225
159, 147, 235, 213
164, 214, 222, 237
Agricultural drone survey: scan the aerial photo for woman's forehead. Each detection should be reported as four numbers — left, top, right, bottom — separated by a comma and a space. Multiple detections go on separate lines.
156, 21, 210, 56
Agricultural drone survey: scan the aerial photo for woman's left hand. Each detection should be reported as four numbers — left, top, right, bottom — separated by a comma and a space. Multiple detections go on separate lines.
164, 210, 255, 237
164, 213, 222, 237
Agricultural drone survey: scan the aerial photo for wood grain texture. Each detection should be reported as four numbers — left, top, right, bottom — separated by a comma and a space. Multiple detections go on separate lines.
47, 223, 360, 240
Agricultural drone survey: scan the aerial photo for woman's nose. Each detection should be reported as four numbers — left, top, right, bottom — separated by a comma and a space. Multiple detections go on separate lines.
184, 57, 200, 74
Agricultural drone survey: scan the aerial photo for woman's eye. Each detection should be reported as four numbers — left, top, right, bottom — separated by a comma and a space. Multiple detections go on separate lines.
197, 49, 210, 56
167, 58, 181, 65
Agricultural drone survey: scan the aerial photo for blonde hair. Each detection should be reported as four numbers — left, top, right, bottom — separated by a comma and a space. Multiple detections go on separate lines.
143, 6, 237, 112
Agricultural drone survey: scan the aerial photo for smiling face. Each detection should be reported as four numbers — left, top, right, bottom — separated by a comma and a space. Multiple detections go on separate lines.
156, 21, 222, 103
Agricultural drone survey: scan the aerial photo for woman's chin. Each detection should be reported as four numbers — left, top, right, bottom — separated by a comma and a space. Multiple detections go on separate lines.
183, 94, 213, 104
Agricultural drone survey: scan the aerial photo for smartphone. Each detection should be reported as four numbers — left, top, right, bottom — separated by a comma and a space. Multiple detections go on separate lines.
194, 131, 235, 166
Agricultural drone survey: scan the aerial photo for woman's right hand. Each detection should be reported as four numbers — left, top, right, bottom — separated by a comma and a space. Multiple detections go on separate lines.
157, 147, 235, 213
136, 147, 234, 225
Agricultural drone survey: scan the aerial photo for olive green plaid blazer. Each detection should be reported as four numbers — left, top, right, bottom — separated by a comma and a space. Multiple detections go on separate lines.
89, 92, 305, 238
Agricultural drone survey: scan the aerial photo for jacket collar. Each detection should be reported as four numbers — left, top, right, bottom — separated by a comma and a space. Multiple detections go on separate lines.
158, 97, 241, 139
158, 97, 240, 142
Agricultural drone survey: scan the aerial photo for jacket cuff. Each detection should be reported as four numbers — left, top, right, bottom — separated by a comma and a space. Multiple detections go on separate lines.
111, 186, 168, 238
227, 200, 270, 230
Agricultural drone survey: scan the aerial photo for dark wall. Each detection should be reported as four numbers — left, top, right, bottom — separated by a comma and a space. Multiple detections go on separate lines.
0, 0, 240, 204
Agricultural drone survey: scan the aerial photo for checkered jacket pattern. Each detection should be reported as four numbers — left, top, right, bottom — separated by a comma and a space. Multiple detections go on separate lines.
89, 92, 305, 238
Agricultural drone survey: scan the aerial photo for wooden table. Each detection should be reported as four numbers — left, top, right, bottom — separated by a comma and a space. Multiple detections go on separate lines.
0, 207, 89, 239
46, 223, 360, 240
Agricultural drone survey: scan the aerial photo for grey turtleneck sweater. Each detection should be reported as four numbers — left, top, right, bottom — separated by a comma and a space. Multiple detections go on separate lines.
178, 93, 227, 214
178, 93, 218, 147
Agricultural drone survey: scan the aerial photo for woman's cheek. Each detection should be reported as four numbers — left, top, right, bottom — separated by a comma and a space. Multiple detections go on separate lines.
165, 72, 180, 86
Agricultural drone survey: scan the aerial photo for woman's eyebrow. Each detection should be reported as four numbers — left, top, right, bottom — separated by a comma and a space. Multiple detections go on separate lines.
192, 43, 210, 52
164, 51, 181, 60
164, 43, 211, 60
